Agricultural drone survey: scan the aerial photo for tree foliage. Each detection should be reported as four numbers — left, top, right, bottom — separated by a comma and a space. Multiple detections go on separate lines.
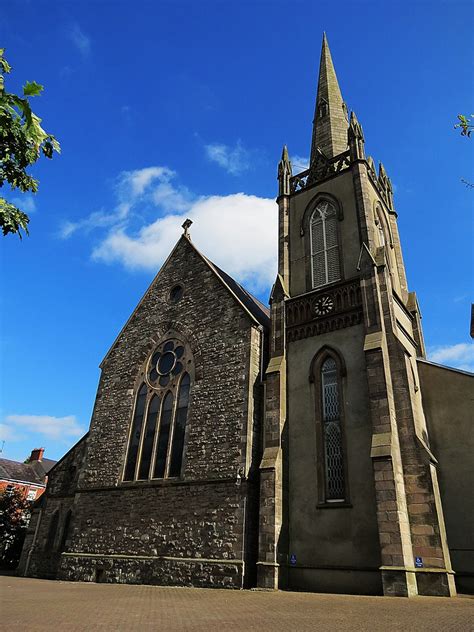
0, 486, 32, 568
0, 48, 60, 238
454, 114, 474, 138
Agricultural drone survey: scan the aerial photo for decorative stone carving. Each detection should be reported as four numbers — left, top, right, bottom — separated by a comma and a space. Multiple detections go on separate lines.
286, 278, 363, 342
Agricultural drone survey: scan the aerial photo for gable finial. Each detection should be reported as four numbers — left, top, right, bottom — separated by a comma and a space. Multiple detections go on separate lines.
182, 218, 193, 237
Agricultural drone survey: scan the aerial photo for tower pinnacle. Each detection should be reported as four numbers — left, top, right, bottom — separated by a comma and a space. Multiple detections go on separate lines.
310, 33, 348, 164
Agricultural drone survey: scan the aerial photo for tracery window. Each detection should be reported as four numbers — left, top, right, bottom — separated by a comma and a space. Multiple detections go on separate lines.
321, 357, 345, 500
123, 338, 192, 482
310, 200, 341, 288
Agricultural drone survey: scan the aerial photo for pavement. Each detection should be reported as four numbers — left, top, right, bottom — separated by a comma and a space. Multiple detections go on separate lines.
1, 575, 473, 631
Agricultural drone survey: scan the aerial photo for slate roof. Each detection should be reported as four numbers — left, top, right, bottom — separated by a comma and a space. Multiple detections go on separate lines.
0, 456, 57, 486
205, 258, 270, 330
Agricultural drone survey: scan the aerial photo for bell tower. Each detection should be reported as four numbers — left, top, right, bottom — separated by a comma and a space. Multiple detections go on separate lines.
257, 33, 455, 597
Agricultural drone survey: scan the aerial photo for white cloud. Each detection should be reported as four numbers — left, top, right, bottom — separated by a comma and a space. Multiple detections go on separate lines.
94, 192, 276, 293
204, 140, 253, 175
62, 165, 277, 293
3, 414, 85, 441
69, 24, 91, 57
12, 195, 36, 214
0, 423, 22, 443
428, 343, 474, 373
290, 155, 309, 173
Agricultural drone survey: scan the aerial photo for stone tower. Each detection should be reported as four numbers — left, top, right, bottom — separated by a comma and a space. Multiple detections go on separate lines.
257, 34, 456, 597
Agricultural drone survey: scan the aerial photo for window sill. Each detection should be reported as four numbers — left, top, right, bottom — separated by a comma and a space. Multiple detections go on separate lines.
316, 501, 352, 509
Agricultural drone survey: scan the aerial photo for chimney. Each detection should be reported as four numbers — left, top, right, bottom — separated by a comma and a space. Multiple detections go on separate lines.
29, 447, 45, 462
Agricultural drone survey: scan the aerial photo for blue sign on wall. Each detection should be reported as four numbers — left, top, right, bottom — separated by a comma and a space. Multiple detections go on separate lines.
415, 557, 423, 568
290, 554, 297, 566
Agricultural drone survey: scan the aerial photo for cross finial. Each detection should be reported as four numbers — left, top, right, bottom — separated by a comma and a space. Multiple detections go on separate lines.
182, 218, 193, 237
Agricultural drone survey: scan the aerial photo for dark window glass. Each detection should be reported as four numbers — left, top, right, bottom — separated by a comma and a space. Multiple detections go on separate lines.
172, 362, 182, 375
151, 352, 161, 366
137, 395, 160, 480
169, 373, 190, 477
153, 392, 173, 478
158, 351, 175, 375
321, 358, 345, 500
163, 341, 174, 352
169, 285, 183, 303
149, 368, 158, 382
47, 511, 59, 550
60, 510, 72, 551
175, 346, 184, 358
123, 384, 147, 481
159, 375, 169, 387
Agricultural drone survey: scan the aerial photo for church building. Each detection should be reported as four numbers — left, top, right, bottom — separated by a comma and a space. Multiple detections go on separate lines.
19, 35, 473, 597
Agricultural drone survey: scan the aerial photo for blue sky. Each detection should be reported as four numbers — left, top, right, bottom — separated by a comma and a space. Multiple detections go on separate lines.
1, 0, 473, 463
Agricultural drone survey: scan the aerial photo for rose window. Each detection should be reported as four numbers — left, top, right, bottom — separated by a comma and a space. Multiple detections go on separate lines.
147, 339, 186, 388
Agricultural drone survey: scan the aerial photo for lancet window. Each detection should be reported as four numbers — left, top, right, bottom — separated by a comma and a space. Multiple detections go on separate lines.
311, 348, 347, 504
321, 357, 345, 500
123, 338, 192, 482
310, 200, 341, 288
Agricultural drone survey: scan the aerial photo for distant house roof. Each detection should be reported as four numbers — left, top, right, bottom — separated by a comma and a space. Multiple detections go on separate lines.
0, 453, 57, 487
0, 459, 44, 486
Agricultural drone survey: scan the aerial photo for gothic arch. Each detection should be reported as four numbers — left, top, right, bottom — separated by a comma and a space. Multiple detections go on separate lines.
373, 201, 394, 248
309, 346, 349, 505
309, 345, 347, 383
122, 332, 194, 482
300, 191, 344, 237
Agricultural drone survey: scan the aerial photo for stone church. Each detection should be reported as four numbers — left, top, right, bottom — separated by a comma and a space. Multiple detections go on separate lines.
19, 35, 473, 597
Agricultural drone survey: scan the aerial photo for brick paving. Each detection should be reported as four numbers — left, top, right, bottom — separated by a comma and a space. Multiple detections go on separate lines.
1, 576, 473, 631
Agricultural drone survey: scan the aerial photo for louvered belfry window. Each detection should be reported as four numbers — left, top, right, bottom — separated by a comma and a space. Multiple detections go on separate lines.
123, 338, 192, 482
321, 357, 345, 500
310, 200, 341, 288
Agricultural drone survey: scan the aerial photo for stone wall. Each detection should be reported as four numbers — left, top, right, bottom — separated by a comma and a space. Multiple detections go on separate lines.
24, 236, 266, 588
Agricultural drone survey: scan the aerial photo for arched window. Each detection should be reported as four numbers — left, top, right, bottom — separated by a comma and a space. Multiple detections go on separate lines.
169, 373, 191, 477
311, 348, 347, 504
123, 338, 193, 482
310, 200, 341, 288
321, 358, 345, 500
123, 383, 147, 481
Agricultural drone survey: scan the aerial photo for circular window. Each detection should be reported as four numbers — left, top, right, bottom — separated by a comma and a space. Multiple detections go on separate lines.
158, 351, 176, 375
146, 339, 186, 389
169, 285, 184, 303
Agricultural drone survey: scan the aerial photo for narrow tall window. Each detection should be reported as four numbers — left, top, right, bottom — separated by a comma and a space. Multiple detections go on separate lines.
310, 200, 341, 288
321, 357, 345, 500
153, 392, 173, 479
169, 373, 190, 477
123, 383, 147, 481
47, 511, 59, 550
137, 394, 160, 480
60, 510, 72, 550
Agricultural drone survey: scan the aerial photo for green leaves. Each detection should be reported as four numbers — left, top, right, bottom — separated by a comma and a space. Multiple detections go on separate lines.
0, 48, 60, 237
0, 198, 30, 238
454, 114, 474, 138
23, 80, 43, 97
0, 48, 12, 75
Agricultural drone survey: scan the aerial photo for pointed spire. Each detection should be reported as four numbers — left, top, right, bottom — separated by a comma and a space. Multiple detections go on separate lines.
310, 33, 349, 164
278, 144, 292, 196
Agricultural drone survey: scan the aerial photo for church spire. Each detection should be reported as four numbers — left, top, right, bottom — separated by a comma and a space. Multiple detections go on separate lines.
310, 33, 349, 164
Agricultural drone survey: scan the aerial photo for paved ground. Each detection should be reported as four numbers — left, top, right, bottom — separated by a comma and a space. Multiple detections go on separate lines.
1, 576, 473, 631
